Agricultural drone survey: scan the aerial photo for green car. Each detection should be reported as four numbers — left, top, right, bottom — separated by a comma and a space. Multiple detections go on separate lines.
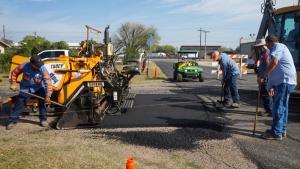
173, 60, 204, 82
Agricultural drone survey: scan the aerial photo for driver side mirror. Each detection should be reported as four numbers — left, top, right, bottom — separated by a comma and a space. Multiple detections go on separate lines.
295, 11, 300, 22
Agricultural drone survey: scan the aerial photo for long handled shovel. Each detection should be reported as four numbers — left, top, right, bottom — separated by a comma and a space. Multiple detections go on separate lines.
17, 90, 65, 107
217, 82, 224, 103
253, 84, 261, 135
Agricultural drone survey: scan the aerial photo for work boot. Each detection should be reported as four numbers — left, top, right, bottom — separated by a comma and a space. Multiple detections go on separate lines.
231, 102, 240, 108
261, 130, 282, 140
282, 133, 287, 138
223, 102, 231, 108
40, 120, 48, 127
6, 122, 17, 130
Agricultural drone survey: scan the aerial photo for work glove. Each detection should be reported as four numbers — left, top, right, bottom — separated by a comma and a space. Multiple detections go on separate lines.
45, 95, 51, 104
10, 83, 17, 91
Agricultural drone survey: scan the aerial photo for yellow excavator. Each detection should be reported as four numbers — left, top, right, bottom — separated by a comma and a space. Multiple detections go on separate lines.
256, 0, 300, 89
9, 25, 140, 129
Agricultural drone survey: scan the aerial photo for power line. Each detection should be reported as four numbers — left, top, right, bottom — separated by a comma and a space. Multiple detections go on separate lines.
203, 30, 210, 59
198, 28, 202, 58
2, 24, 5, 39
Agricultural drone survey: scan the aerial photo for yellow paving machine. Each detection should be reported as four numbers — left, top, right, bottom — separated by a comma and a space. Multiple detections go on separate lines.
9, 25, 140, 129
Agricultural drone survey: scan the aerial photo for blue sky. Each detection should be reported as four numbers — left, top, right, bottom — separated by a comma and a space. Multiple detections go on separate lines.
0, 0, 296, 48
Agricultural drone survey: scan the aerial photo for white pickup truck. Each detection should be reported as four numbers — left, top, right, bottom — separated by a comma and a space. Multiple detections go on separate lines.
38, 50, 69, 60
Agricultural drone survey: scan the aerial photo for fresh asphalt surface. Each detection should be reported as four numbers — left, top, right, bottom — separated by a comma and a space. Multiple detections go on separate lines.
101, 59, 220, 130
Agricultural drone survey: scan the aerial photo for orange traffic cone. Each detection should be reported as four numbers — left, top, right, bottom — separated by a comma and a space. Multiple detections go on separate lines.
126, 157, 135, 169
154, 65, 158, 79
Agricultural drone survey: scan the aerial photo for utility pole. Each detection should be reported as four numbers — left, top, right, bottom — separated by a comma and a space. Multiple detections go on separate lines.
198, 28, 209, 59
2, 24, 5, 39
197, 28, 202, 59
203, 30, 209, 60
146, 32, 154, 79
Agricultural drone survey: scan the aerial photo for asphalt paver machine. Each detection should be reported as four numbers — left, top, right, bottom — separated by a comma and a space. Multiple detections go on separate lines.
9, 25, 140, 129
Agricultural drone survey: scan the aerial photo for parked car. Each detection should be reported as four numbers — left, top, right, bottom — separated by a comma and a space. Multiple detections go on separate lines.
173, 60, 204, 82
38, 50, 69, 60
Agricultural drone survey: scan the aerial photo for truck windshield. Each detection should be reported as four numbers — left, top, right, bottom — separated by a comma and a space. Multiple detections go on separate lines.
275, 11, 300, 69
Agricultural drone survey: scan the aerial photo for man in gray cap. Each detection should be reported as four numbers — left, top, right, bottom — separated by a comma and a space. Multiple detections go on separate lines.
254, 38, 272, 116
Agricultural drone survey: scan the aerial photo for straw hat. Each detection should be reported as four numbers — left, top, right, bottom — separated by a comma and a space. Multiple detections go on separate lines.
253, 38, 266, 47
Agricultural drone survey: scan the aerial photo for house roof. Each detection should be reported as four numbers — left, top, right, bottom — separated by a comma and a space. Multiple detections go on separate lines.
0, 40, 11, 48
177, 50, 198, 53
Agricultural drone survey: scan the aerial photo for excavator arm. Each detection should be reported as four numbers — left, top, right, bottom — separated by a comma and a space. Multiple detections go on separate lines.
256, 0, 276, 39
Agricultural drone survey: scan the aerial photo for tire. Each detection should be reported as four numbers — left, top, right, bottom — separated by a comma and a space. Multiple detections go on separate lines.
177, 73, 183, 82
198, 74, 204, 82
173, 71, 177, 81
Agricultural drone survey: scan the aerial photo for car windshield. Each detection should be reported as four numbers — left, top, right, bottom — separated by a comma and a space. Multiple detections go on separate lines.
39, 52, 51, 59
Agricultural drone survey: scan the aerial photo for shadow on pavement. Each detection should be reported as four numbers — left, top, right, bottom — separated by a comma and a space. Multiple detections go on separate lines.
156, 116, 224, 131
90, 126, 230, 150
225, 126, 264, 138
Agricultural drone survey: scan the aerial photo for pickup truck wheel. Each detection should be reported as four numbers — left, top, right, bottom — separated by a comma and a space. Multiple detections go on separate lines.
199, 74, 204, 82
177, 73, 183, 82
173, 71, 177, 81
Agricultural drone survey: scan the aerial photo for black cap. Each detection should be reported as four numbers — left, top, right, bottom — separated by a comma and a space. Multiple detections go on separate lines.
30, 55, 44, 68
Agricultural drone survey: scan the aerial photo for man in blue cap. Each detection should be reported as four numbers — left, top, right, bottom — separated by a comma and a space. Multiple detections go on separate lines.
7, 55, 53, 130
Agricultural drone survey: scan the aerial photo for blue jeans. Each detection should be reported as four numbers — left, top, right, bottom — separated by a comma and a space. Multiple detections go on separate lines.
9, 89, 47, 123
260, 82, 273, 113
271, 83, 295, 137
224, 75, 240, 103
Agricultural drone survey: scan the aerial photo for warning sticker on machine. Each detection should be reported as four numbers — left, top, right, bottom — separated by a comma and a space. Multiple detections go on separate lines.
44, 63, 66, 87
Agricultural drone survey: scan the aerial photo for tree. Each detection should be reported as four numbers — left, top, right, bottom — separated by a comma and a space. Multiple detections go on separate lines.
0, 47, 18, 72
113, 22, 160, 59
0, 35, 71, 72
152, 45, 176, 55
18, 35, 52, 56
52, 41, 69, 49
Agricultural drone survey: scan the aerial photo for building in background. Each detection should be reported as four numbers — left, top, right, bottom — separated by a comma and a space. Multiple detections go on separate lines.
240, 41, 255, 58
67, 42, 80, 49
0, 40, 11, 54
240, 41, 256, 68
180, 45, 221, 59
